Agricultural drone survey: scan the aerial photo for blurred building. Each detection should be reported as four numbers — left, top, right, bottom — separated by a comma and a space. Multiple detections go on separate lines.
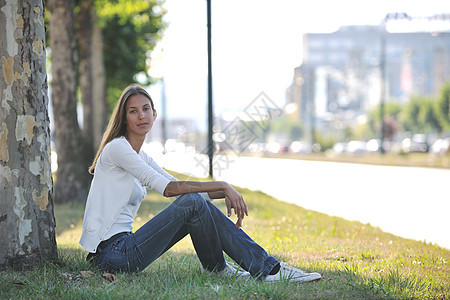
286, 23, 450, 139
147, 117, 197, 142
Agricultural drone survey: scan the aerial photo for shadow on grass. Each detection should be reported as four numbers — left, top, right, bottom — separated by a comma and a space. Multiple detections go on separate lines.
50, 186, 449, 299
3, 233, 447, 299
5, 246, 437, 299
54, 202, 85, 234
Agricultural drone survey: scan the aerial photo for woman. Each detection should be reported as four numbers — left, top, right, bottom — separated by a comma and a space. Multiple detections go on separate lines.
79, 84, 321, 282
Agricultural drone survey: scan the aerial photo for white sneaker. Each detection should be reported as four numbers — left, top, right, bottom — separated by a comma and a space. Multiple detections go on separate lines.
264, 262, 321, 283
201, 262, 251, 279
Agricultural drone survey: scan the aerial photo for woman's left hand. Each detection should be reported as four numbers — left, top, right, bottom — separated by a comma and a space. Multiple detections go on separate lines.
224, 183, 248, 228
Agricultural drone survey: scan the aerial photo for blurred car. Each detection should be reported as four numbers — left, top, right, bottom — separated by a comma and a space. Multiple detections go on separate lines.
402, 134, 428, 153
247, 143, 265, 153
345, 140, 367, 154
265, 142, 281, 154
430, 138, 450, 155
332, 142, 347, 154
280, 145, 290, 153
366, 139, 381, 152
290, 141, 312, 154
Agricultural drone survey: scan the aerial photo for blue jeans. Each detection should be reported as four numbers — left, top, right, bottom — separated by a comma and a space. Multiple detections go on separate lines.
94, 193, 279, 277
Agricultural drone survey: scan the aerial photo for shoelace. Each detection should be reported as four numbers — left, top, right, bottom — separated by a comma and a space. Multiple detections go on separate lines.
280, 262, 306, 276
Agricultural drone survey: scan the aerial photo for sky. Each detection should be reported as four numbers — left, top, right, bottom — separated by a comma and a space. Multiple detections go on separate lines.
148, 0, 450, 132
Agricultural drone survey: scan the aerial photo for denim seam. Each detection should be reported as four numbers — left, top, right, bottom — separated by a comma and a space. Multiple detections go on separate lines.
211, 203, 278, 277
134, 207, 191, 249
194, 198, 226, 271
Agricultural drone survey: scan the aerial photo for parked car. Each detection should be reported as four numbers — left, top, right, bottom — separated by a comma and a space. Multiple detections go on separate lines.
365, 139, 381, 152
345, 140, 367, 154
290, 141, 312, 154
402, 134, 428, 153
332, 142, 347, 154
430, 138, 450, 155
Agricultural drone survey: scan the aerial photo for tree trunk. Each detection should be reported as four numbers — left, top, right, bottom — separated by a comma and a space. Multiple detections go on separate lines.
91, 18, 107, 147
0, 0, 57, 269
76, 0, 94, 163
48, 0, 88, 203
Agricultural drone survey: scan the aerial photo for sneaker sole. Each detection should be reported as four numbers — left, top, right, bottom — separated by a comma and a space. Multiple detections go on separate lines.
265, 272, 322, 283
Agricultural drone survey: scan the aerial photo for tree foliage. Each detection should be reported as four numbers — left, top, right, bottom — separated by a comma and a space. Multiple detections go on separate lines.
401, 95, 444, 134
95, 0, 166, 110
434, 82, 450, 130
45, 0, 166, 203
369, 101, 403, 124
270, 117, 304, 140
419, 98, 442, 133
401, 96, 422, 133
246, 116, 304, 143
368, 101, 402, 140
366, 83, 450, 139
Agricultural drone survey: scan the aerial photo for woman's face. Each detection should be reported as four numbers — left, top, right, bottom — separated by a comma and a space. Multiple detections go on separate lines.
125, 94, 155, 139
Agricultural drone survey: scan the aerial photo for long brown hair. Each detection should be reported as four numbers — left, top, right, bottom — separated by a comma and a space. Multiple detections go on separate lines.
88, 84, 156, 174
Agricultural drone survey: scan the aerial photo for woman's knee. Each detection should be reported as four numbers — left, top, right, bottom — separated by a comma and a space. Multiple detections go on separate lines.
176, 192, 206, 208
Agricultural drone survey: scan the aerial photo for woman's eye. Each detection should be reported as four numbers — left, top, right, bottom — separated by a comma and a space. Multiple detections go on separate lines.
144, 107, 150, 111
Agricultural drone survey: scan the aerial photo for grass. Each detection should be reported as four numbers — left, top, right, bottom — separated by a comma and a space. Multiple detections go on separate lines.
1, 171, 449, 299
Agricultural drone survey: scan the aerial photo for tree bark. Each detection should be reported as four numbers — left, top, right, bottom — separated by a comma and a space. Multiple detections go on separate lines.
91, 18, 107, 147
0, 0, 57, 269
76, 0, 94, 162
48, 0, 88, 203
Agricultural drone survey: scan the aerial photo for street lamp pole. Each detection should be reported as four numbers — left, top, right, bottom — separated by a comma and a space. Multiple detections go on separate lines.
160, 77, 167, 147
206, 0, 214, 177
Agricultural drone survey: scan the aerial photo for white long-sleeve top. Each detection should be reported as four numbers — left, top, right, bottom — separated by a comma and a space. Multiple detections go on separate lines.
79, 136, 210, 253
103, 177, 146, 241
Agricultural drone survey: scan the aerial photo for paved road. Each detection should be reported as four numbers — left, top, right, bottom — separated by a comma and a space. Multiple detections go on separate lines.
157, 152, 450, 249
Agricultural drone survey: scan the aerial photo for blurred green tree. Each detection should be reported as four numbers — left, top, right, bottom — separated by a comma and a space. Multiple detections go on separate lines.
96, 0, 166, 111
75, 0, 166, 162
46, 0, 166, 203
419, 97, 442, 133
313, 132, 336, 151
401, 95, 446, 134
270, 117, 304, 141
369, 101, 402, 140
434, 82, 450, 131
48, 0, 89, 203
401, 96, 422, 133
76, 0, 96, 166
